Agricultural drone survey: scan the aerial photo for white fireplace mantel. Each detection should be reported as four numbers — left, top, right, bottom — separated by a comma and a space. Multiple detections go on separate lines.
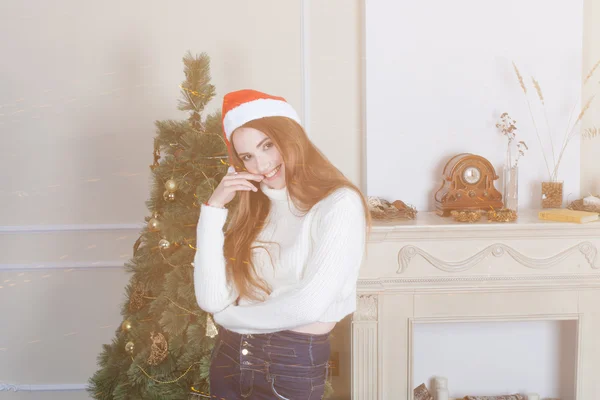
352, 210, 600, 399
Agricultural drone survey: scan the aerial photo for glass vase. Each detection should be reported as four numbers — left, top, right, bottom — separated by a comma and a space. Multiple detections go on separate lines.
541, 181, 563, 208
503, 165, 519, 211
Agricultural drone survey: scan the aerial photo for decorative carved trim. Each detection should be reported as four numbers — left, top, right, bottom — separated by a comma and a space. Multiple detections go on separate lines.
0, 383, 18, 392
354, 294, 378, 321
352, 324, 378, 399
397, 241, 598, 274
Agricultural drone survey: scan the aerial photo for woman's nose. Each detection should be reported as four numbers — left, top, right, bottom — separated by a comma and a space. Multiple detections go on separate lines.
257, 159, 273, 173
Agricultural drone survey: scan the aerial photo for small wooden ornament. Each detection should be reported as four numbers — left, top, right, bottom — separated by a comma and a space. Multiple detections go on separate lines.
434, 153, 503, 216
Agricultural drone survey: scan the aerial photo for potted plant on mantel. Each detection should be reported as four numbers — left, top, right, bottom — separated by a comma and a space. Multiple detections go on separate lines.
512, 60, 599, 208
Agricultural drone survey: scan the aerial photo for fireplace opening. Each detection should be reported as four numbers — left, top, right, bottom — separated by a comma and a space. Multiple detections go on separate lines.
412, 320, 577, 400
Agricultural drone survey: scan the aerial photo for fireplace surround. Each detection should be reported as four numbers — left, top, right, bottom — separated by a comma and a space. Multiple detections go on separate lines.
352, 210, 600, 399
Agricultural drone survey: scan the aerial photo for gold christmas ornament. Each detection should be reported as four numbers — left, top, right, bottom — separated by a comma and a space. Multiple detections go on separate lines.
125, 341, 135, 354
121, 320, 132, 332
163, 190, 176, 202
151, 138, 161, 171
147, 218, 161, 232
158, 239, 171, 250
147, 332, 169, 366
165, 179, 178, 192
205, 314, 218, 338
144, 211, 160, 223
129, 281, 146, 312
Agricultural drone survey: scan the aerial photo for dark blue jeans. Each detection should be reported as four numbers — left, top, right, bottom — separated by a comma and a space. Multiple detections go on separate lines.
209, 325, 331, 399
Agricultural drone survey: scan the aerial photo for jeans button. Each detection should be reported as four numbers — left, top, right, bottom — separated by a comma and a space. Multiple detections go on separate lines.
241, 348, 249, 355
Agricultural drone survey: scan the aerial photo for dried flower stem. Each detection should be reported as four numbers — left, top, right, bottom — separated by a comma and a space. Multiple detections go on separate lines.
513, 62, 527, 94
496, 113, 527, 168
513, 63, 552, 178
552, 95, 596, 180
532, 76, 556, 168
583, 127, 599, 139
584, 59, 600, 85
515, 140, 528, 166
513, 60, 600, 182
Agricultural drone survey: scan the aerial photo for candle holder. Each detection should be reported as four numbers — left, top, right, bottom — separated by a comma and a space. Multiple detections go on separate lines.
541, 181, 563, 208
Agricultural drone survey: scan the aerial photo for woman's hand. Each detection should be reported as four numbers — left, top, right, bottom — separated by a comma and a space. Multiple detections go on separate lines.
206, 166, 264, 208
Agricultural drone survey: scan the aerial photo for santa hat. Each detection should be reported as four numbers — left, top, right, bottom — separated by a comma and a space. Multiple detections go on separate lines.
221, 89, 301, 146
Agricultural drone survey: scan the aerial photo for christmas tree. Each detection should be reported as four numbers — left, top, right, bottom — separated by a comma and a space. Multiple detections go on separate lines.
87, 51, 230, 399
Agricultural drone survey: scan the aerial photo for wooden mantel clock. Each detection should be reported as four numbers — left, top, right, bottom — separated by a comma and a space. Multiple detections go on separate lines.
434, 153, 503, 216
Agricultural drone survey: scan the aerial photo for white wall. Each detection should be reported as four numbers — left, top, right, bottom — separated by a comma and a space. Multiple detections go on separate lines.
1, 0, 598, 399
364, 0, 585, 211
0, 0, 303, 227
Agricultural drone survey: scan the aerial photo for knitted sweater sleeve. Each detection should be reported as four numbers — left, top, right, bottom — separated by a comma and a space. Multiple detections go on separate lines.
193, 204, 239, 313
212, 189, 366, 332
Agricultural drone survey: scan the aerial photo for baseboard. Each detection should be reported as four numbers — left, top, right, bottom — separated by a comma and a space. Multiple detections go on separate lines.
0, 383, 88, 392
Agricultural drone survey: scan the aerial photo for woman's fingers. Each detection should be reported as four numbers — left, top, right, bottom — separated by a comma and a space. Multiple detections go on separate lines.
224, 172, 264, 182
235, 184, 257, 192
224, 180, 257, 192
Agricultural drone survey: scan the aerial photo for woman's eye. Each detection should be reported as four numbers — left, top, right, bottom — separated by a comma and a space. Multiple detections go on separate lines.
242, 143, 271, 161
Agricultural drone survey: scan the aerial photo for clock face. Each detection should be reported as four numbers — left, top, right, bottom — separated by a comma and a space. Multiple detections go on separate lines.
463, 166, 481, 184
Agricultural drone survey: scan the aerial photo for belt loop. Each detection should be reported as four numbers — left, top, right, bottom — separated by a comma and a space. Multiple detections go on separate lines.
309, 335, 314, 365
265, 361, 272, 382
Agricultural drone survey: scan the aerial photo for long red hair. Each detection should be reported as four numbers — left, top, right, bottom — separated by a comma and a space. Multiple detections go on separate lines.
223, 116, 372, 302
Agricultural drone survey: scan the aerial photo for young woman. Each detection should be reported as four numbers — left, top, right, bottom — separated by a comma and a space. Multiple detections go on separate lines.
194, 89, 372, 399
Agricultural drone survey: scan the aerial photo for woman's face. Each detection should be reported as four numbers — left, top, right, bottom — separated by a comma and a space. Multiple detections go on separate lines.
232, 127, 286, 190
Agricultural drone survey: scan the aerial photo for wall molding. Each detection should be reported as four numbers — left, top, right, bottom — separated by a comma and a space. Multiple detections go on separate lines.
300, 0, 310, 137
0, 260, 127, 271
0, 383, 88, 392
0, 223, 144, 234
358, 274, 600, 291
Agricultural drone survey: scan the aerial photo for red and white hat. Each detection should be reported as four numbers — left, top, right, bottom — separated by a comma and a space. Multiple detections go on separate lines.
221, 89, 301, 145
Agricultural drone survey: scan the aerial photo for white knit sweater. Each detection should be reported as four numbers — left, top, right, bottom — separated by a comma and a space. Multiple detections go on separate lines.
193, 181, 367, 334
